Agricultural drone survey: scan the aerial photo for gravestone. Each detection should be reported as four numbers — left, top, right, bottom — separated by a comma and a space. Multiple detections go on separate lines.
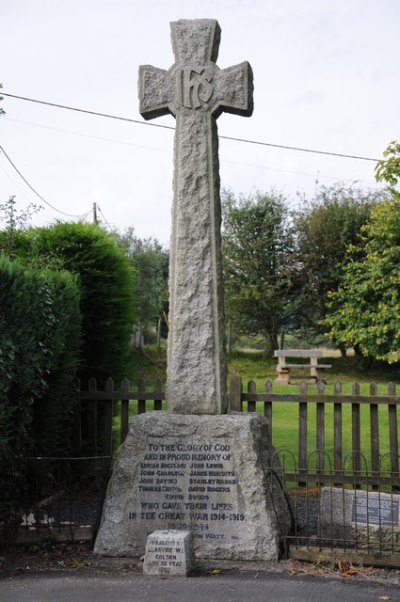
94, 18, 289, 562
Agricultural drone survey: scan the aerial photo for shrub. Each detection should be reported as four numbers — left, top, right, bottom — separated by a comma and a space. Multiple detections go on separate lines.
0, 255, 81, 510
2, 223, 136, 382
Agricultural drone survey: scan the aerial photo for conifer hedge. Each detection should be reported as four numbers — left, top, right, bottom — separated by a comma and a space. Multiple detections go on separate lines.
2, 223, 136, 383
26, 223, 136, 382
0, 255, 81, 509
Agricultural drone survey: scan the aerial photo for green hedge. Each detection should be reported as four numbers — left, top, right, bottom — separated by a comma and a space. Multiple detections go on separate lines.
0, 255, 81, 509
1, 223, 136, 382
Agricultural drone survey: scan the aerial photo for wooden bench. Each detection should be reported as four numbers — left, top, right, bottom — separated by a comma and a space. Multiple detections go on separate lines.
274, 349, 332, 384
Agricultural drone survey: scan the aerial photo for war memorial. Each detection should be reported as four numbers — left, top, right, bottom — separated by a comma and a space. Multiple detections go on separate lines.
94, 19, 289, 570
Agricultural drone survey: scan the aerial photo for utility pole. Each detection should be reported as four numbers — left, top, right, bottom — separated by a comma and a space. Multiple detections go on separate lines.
93, 202, 98, 225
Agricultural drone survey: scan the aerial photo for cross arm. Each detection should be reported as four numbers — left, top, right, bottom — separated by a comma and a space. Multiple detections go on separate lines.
213, 61, 254, 119
138, 65, 174, 120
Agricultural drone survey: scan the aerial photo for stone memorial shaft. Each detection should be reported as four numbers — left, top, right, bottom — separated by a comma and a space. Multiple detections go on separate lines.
139, 19, 253, 414
94, 20, 289, 562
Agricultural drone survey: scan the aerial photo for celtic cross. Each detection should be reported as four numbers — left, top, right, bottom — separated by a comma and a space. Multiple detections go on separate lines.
139, 19, 253, 414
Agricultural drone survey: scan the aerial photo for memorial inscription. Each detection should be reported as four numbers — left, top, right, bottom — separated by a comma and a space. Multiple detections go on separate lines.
94, 413, 288, 559
133, 438, 246, 542
352, 496, 399, 527
143, 530, 193, 576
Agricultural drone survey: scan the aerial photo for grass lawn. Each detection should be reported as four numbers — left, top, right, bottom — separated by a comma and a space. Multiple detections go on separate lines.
112, 345, 400, 471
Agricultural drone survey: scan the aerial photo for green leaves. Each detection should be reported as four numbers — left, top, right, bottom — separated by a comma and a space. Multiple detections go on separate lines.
292, 183, 381, 339
25, 223, 136, 381
0, 255, 81, 492
112, 227, 168, 343
222, 189, 301, 354
325, 195, 400, 363
375, 140, 400, 190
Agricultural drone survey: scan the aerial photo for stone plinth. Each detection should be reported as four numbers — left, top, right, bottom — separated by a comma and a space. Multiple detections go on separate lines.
143, 530, 193, 576
94, 413, 289, 560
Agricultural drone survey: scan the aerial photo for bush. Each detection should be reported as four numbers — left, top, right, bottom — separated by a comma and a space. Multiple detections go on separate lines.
0, 255, 81, 510
2, 223, 136, 382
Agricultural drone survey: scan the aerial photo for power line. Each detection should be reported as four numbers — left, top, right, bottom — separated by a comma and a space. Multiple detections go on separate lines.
97, 205, 113, 230
7, 117, 170, 154
0, 144, 92, 219
8, 117, 376, 184
1, 92, 174, 131
2, 91, 381, 163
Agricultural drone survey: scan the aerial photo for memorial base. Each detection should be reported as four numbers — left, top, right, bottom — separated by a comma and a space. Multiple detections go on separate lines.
94, 412, 289, 561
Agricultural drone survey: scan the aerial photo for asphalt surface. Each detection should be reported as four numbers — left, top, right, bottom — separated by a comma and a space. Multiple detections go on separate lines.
1, 571, 399, 602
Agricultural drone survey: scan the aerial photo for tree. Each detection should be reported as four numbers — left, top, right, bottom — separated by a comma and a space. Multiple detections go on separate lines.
324, 198, 400, 362
325, 143, 400, 362
222, 189, 304, 355
292, 183, 381, 345
112, 228, 169, 346
375, 140, 400, 196
0, 195, 42, 257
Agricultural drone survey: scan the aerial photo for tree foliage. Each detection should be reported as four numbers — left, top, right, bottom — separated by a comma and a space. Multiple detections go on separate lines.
112, 227, 169, 343
222, 189, 303, 354
292, 183, 381, 340
0, 195, 43, 257
324, 197, 400, 362
0, 255, 81, 509
0, 223, 136, 382
375, 140, 400, 194
325, 143, 400, 362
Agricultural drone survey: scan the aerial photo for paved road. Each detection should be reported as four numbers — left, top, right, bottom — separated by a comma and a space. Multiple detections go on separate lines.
1, 571, 399, 602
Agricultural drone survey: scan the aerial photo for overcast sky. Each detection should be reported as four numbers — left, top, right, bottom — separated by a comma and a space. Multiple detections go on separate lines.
1, 0, 399, 245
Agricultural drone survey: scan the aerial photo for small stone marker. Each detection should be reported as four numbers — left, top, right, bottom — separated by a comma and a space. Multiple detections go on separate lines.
139, 19, 253, 415
143, 530, 193, 576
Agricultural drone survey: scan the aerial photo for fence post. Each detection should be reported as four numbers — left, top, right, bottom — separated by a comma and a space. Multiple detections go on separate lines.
352, 382, 361, 486
370, 382, 379, 490
103, 377, 114, 458
138, 379, 146, 414
316, 380, 325, 479
120, 377, 130, 444
388, 382, 399, 490
264, 380, 273, 443
154, 378, 163, 411
247, 380, 256, 412
229, 376, 243, 412
298, 381, 308, 486
333, 381, 343, 485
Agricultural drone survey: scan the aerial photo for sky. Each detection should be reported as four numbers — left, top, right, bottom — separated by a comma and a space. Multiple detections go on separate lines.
1, 0, 399, 246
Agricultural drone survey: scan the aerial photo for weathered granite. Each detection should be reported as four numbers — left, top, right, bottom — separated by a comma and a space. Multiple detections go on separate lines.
138, 19, 253, 414
95, 19, 288, 565
94, 413, 289, 560
143, 530, 193, 576
320, 487, 400, 551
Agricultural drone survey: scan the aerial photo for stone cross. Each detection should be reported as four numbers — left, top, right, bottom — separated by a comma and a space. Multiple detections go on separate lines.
139, 19, 253, 414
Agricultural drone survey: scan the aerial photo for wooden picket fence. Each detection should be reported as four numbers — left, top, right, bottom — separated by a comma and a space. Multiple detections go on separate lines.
229, 376, 400, 488
75, 376, 400, 488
